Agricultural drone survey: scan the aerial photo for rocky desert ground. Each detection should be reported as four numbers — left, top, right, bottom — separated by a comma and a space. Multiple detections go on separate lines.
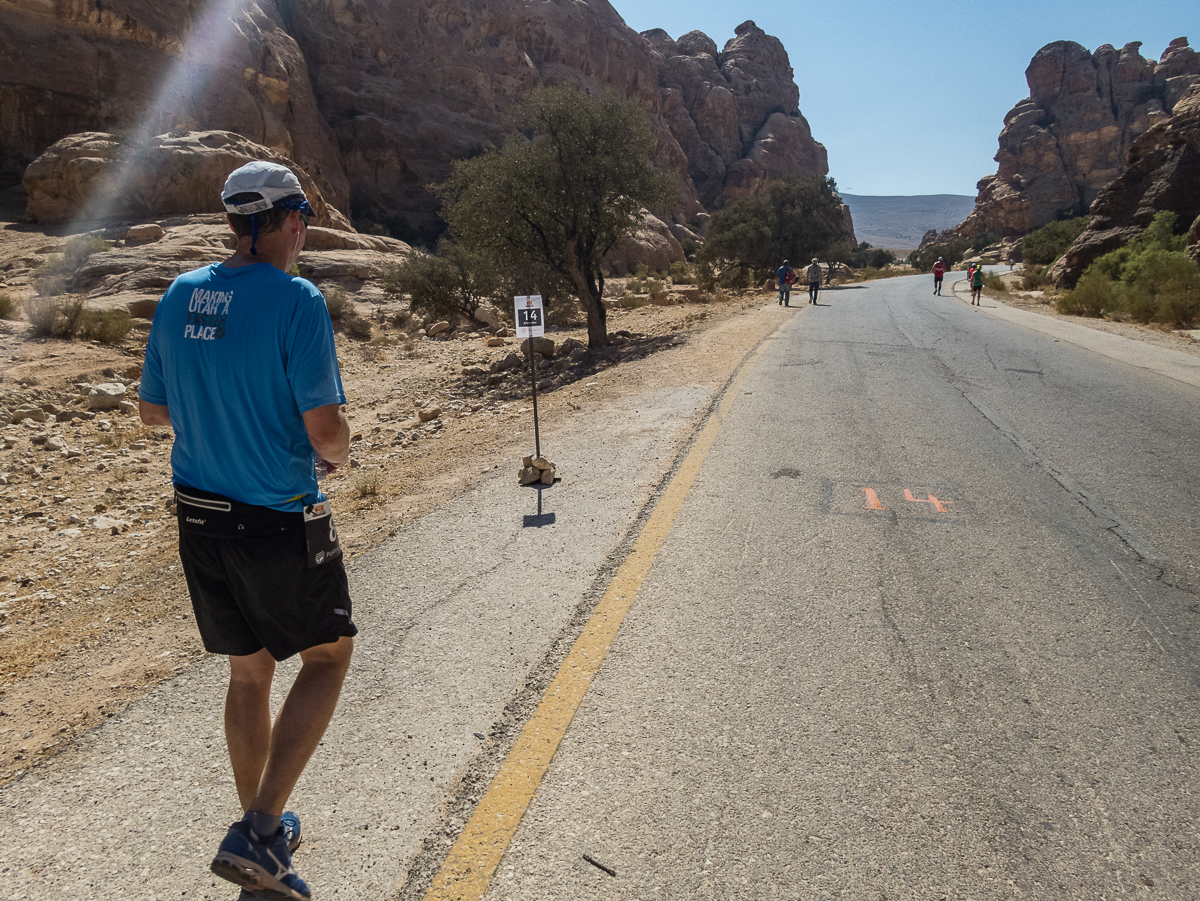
0, 196, 780, 788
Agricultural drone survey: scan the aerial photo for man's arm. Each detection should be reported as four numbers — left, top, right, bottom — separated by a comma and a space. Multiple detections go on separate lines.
139, 399, 172, 427
303, 403, 351, 469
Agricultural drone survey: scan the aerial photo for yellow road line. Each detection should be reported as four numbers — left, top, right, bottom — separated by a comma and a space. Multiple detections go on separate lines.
420, 332, 777, 901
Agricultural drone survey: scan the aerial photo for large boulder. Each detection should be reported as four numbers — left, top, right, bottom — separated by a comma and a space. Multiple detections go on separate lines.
1049, 79, 1200, 287
960, 38, 1200, 239
606, 213, 686, 276
23, 131, 353, 229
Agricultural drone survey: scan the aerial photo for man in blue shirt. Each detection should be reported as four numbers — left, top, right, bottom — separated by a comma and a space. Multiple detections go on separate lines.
140, 161, 353, 901
776, 260, 795, 306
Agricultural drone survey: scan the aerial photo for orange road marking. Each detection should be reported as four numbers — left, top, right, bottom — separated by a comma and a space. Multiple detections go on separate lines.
862, 487, 885, 510
904, 489, 953, 513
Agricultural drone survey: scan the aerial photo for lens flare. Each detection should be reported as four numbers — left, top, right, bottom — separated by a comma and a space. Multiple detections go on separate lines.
71, 0, 253, 231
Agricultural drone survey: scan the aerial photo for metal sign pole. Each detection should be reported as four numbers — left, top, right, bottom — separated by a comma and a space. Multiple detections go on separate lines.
515, 294, 546, 462
528, 343, 541, 460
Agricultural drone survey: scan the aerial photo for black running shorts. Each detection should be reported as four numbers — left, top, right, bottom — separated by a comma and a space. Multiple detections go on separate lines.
178, 521, 357, 661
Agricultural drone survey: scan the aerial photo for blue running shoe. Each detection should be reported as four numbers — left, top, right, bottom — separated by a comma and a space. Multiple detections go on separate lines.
210, 820, 311, 901
281, 811, 302, 853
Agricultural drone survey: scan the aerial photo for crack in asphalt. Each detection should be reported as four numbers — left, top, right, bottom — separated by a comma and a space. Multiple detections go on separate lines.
962, 393, 1163, 563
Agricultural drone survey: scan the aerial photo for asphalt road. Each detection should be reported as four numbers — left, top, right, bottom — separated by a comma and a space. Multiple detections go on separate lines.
3, 273, 1199, 900
471, 273, 1200, 900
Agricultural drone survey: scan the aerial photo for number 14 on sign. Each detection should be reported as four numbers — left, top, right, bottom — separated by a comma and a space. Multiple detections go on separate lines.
862, 487, 954, 514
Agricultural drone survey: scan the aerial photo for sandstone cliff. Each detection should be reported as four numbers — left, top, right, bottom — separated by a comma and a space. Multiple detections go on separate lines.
0, 0, 350, 211
0, 0, 828, 242
958, 38, 1200, 239
1048, 80, 1200, 287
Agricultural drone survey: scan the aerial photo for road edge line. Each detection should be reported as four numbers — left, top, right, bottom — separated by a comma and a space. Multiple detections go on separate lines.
417, 326, 781, 901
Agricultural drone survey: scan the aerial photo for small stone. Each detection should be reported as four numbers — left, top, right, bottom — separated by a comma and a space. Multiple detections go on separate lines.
418, 405, 442, 422
427, 320, 451, 337
88, 384, 127, 411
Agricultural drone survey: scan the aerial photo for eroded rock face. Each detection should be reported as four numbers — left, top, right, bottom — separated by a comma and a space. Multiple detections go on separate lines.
1048, 81, 1200, 287
3, 1, 828, 240
647, 22, 828, 209
960, 38, 1200, 239
23, 131, 351, 229
0, 0, 349, 210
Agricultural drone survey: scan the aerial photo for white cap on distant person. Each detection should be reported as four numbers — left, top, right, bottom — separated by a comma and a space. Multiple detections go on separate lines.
222, 161, 308, 214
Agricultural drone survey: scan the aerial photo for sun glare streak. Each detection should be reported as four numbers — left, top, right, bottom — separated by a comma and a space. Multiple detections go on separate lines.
72, 0, 254, 231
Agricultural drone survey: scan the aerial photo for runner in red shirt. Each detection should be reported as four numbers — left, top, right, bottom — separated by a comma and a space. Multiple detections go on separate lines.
932, 257, 946, 296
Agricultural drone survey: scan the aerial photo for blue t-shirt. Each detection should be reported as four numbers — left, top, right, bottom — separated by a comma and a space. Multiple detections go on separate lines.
140, 262, 345, 511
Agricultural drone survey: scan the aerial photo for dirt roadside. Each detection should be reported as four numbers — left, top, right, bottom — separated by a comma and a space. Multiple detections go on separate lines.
0, 214, 779, 786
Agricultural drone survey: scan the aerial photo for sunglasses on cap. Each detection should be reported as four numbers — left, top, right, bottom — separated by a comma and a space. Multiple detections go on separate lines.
277, 195, 314, 226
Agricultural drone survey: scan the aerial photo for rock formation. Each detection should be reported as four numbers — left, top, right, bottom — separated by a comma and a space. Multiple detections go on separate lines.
959, 38, 1200, 239
0, 1, 829, 245
22, 131, 351, 228
0, 0, 349, 210
644, 23, 827, 210
1048, 80, 1200, 287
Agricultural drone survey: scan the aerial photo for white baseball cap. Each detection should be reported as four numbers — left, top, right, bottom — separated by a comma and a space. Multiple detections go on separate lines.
222, 161, 307, 214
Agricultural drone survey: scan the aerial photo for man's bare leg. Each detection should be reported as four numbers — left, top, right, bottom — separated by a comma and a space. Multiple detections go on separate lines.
226, 648, 276, 811
248, 636, 354, 816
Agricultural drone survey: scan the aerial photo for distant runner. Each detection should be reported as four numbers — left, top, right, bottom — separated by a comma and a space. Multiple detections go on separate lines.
932, 257, 946, 295
971, 264, 984, 304
776, 260, 795, 306
806, 258, 822, 304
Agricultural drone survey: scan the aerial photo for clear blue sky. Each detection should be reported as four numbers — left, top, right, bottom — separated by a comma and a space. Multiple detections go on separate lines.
615, 0, 1195, 197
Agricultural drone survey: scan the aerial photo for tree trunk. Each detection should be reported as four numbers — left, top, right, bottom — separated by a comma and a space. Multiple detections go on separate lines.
568, 263, 608, 348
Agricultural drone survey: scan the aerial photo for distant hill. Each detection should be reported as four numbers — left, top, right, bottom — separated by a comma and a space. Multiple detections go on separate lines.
841, 193, 976, 251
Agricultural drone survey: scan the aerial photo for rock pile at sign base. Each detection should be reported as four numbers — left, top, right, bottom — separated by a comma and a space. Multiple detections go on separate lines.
519, 456, 557, 486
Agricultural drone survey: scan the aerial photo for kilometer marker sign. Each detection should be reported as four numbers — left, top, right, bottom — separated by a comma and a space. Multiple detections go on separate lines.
514, 294, 544, 338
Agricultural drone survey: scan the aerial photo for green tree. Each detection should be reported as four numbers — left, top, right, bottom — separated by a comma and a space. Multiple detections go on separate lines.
699, 176, 849, 279
1021, 216, 1090, 266
435, 85, 676, 347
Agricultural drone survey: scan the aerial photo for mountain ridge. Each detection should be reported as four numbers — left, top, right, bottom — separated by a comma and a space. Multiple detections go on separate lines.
839, 193, 975, 251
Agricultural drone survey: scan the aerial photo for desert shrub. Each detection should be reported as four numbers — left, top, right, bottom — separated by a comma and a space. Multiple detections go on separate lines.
982, 272, 1008, 292
25, 294, 87, 338
668, 261, 695, 284
36, 235, 110, 296
380, 241, 507, 323
0, 293, 15, 320
1021, 266, 1051, 290
324, 285, 354, 321
1118, 250, 1200, 326
354, 469, 381, 498
79, 309, 134, 345
389, 309, 416, 331
341, 314, 373, 341
1021, 216, 1090, 266
1057, 270, 1116, 317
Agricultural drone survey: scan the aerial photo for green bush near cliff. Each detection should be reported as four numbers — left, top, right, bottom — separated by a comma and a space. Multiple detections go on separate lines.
1057, 212, 1200, 326
1021, 216, 1090, 266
